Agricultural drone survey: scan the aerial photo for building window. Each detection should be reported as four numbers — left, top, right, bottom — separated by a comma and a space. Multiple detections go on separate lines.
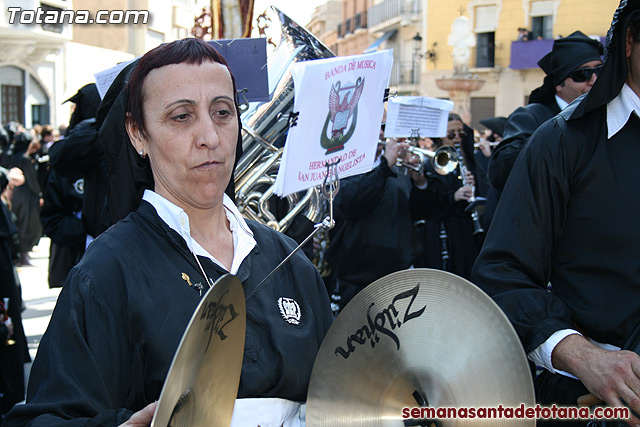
531, 16, 553, 39
31, 104, 49, 126
337, 23, 342, 37
1, 85, 24, 125
530, 0, 554, 39
345, 18, 351, 34
474, 4, 497, 68
470, 97, 495, 130
355, 13, 361, 29
476, 32, 495, 68
475, 5, 497, 33
39, 4, 65, 33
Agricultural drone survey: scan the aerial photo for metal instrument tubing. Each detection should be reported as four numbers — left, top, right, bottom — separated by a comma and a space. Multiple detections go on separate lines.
278, 188, 317, 231
454, 144, 484, 235
241, 125, 281, 152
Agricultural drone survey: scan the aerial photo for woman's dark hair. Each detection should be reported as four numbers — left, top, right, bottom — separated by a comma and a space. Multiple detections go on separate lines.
448, 112, 463, 122
126, 38, 239, 140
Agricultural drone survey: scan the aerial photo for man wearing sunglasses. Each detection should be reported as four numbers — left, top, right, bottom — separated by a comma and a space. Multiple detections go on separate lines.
488, 31, 603, 191
473, 1, 640, 425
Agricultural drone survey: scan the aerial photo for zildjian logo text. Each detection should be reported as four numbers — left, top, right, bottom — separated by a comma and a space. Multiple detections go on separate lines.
334, 284, 426, 359
200, 290, 240, 353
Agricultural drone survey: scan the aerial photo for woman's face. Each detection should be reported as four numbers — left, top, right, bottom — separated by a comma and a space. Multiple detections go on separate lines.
443, 120, 465, 147
127, 61, 238, 212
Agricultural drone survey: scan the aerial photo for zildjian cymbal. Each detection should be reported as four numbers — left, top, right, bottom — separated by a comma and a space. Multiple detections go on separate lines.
306, 268, 535, 426
152, 274, 246, 427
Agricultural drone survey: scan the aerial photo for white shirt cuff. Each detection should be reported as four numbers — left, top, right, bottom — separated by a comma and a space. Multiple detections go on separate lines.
414, 179, 428, 190
528, 329, 582, 380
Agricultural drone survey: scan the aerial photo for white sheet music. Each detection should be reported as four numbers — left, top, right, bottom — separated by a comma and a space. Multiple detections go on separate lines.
385, 97, 454, 138
94, 59, 136, 99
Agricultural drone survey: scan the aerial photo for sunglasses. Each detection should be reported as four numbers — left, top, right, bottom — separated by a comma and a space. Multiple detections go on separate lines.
568, 66, 602, 83
446, 130, 467, 139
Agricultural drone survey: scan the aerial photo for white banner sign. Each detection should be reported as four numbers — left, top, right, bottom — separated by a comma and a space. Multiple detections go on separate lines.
385, 96, 454, 138
274, 50, 393, 197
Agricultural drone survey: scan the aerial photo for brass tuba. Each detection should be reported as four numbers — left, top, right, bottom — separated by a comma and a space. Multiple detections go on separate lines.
235, 7, 335, 233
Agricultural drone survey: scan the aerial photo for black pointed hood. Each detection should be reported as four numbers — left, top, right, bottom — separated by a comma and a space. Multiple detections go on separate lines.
571, 0, 640, 118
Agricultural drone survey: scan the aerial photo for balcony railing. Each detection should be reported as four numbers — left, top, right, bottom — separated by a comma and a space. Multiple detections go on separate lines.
368, 0, 420, 29
338, 11, 367, 37
509, 39, 553, 69
510, 36, 605, 69
389, 60, 419, 86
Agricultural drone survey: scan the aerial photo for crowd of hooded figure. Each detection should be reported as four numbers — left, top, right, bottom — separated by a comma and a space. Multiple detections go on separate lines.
1, 1, 640, 426
0, 81, 105, 418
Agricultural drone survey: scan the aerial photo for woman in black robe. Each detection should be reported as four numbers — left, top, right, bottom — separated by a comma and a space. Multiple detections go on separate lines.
4, 38, 333, 426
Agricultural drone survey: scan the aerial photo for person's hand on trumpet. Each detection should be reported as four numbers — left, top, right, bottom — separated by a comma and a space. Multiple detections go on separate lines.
403, 144, 427, 187
382, 137, 403, 166
389, 138, 427, 187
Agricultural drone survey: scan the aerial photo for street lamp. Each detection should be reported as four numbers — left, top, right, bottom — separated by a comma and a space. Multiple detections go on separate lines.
412, 32, 422, 84
413, 32, 423, 52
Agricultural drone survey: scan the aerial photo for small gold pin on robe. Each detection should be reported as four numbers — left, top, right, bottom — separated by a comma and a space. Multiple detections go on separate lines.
181, 273, 193, 287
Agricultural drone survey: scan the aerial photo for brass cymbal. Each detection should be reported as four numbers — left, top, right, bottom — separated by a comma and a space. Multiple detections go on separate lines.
306, 268, 535, 426
152, 274, 246, 427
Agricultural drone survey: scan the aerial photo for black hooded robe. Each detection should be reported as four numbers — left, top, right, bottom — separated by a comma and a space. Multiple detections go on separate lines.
473, 1, 640, 413
325, 156, 444, 310
3, 201, 334, 426
488, 100, 560, 191
0, 168, 30, 417
410, 126, 484, 281
1, 137, 43, 254
472, 98, 640, 406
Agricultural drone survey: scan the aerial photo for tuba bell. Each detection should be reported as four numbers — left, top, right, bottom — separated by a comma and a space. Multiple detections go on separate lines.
235, 7, 335, 233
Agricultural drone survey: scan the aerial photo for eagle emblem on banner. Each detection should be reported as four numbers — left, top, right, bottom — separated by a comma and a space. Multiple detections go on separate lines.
321, 76, 365, 154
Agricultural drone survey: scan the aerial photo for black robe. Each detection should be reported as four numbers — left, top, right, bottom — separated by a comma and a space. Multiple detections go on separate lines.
410, 129, 484, 281
40, 169, 85, 288
3, 201, 333, 426
410, 162, 481, 281
472, 99, 640, 355
488, 100, 560, 191
0, 169, 29, 417
325, 157, 442, 308
48, 119, 109, 240
1, 147, 42, 253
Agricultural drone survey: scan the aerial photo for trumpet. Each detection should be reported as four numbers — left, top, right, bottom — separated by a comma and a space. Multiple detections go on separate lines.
383, 141, 459, 175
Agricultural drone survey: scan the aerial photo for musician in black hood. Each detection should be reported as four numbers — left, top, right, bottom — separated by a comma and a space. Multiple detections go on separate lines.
489, 31, 604, 191
48, 83, 107, 244
0, 127, 43, 266
411, 112, 483, 281
42, 84, 102, 288
472, 1, 640, 424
